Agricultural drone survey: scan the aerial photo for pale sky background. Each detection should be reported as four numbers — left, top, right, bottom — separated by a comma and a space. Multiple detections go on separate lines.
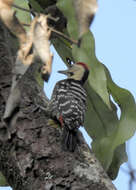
0, 0, 136, 190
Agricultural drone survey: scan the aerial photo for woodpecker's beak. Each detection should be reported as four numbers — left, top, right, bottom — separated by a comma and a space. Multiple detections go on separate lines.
58, 69, 72, 76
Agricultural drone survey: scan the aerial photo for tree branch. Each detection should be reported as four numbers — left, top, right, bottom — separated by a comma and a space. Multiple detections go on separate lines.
0, 21, 117, 190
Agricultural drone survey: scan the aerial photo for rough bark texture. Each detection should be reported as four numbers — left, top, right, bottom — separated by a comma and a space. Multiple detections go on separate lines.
0, 21, 116, 190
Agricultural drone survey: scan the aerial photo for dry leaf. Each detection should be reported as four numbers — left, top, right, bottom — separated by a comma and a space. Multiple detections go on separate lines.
73, 0, 98, 37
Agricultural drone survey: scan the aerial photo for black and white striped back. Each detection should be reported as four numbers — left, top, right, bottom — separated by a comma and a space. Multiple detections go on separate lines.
49, 79, 87, 130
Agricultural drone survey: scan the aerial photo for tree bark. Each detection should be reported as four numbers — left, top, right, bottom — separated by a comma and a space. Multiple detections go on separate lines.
0, 21, 116, 190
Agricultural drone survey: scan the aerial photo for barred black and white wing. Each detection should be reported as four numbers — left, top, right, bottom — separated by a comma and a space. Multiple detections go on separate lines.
49, 79, 87, 151
50, 79, 87, 129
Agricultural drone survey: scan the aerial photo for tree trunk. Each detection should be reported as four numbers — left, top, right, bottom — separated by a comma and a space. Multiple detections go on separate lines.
0, 21, 116, 190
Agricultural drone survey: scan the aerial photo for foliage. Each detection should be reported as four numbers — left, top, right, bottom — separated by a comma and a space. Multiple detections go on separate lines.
1, 0, 136, 180
14, 0, 31, 30
56, 0, 136, 179
0, 172, 8, 186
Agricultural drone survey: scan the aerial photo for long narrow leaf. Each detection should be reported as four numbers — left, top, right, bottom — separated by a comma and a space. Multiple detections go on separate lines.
56, 0, 136, 178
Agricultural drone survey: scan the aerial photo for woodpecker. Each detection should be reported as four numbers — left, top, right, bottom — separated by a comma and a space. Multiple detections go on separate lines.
49, 62, 89, 152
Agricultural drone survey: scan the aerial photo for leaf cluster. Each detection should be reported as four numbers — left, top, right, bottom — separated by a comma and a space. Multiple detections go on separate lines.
2, 0, 136, 180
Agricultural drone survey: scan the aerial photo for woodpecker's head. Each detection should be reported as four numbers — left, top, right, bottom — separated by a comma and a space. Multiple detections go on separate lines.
58, 62, 89, 84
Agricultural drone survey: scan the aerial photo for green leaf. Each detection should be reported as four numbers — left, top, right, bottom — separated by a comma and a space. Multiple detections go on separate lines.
56, 0, 136, 179
51, 38, 74, 65
35, 67, 44, 87
57, 0, 111, 109
93, 66, 136, 171
57, 0, 78, 39
72, 32, 112, 109
107, 144, 127, 179
29, 0, 43, 12
0, 172, 8, 186
14, 0, 31, 31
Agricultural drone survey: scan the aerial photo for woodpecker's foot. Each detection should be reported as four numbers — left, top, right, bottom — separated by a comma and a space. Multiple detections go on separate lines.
58, 115, 64, 127
47, 119, 61, 129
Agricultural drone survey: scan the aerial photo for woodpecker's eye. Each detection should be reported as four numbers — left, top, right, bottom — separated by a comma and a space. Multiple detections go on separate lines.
66, 57, 74, 66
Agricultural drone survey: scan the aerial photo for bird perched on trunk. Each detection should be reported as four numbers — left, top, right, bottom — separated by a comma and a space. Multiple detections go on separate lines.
48, 62, 89, 152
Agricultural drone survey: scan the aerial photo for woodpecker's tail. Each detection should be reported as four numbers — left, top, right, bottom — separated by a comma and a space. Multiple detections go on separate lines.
62, 127, 79, 152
